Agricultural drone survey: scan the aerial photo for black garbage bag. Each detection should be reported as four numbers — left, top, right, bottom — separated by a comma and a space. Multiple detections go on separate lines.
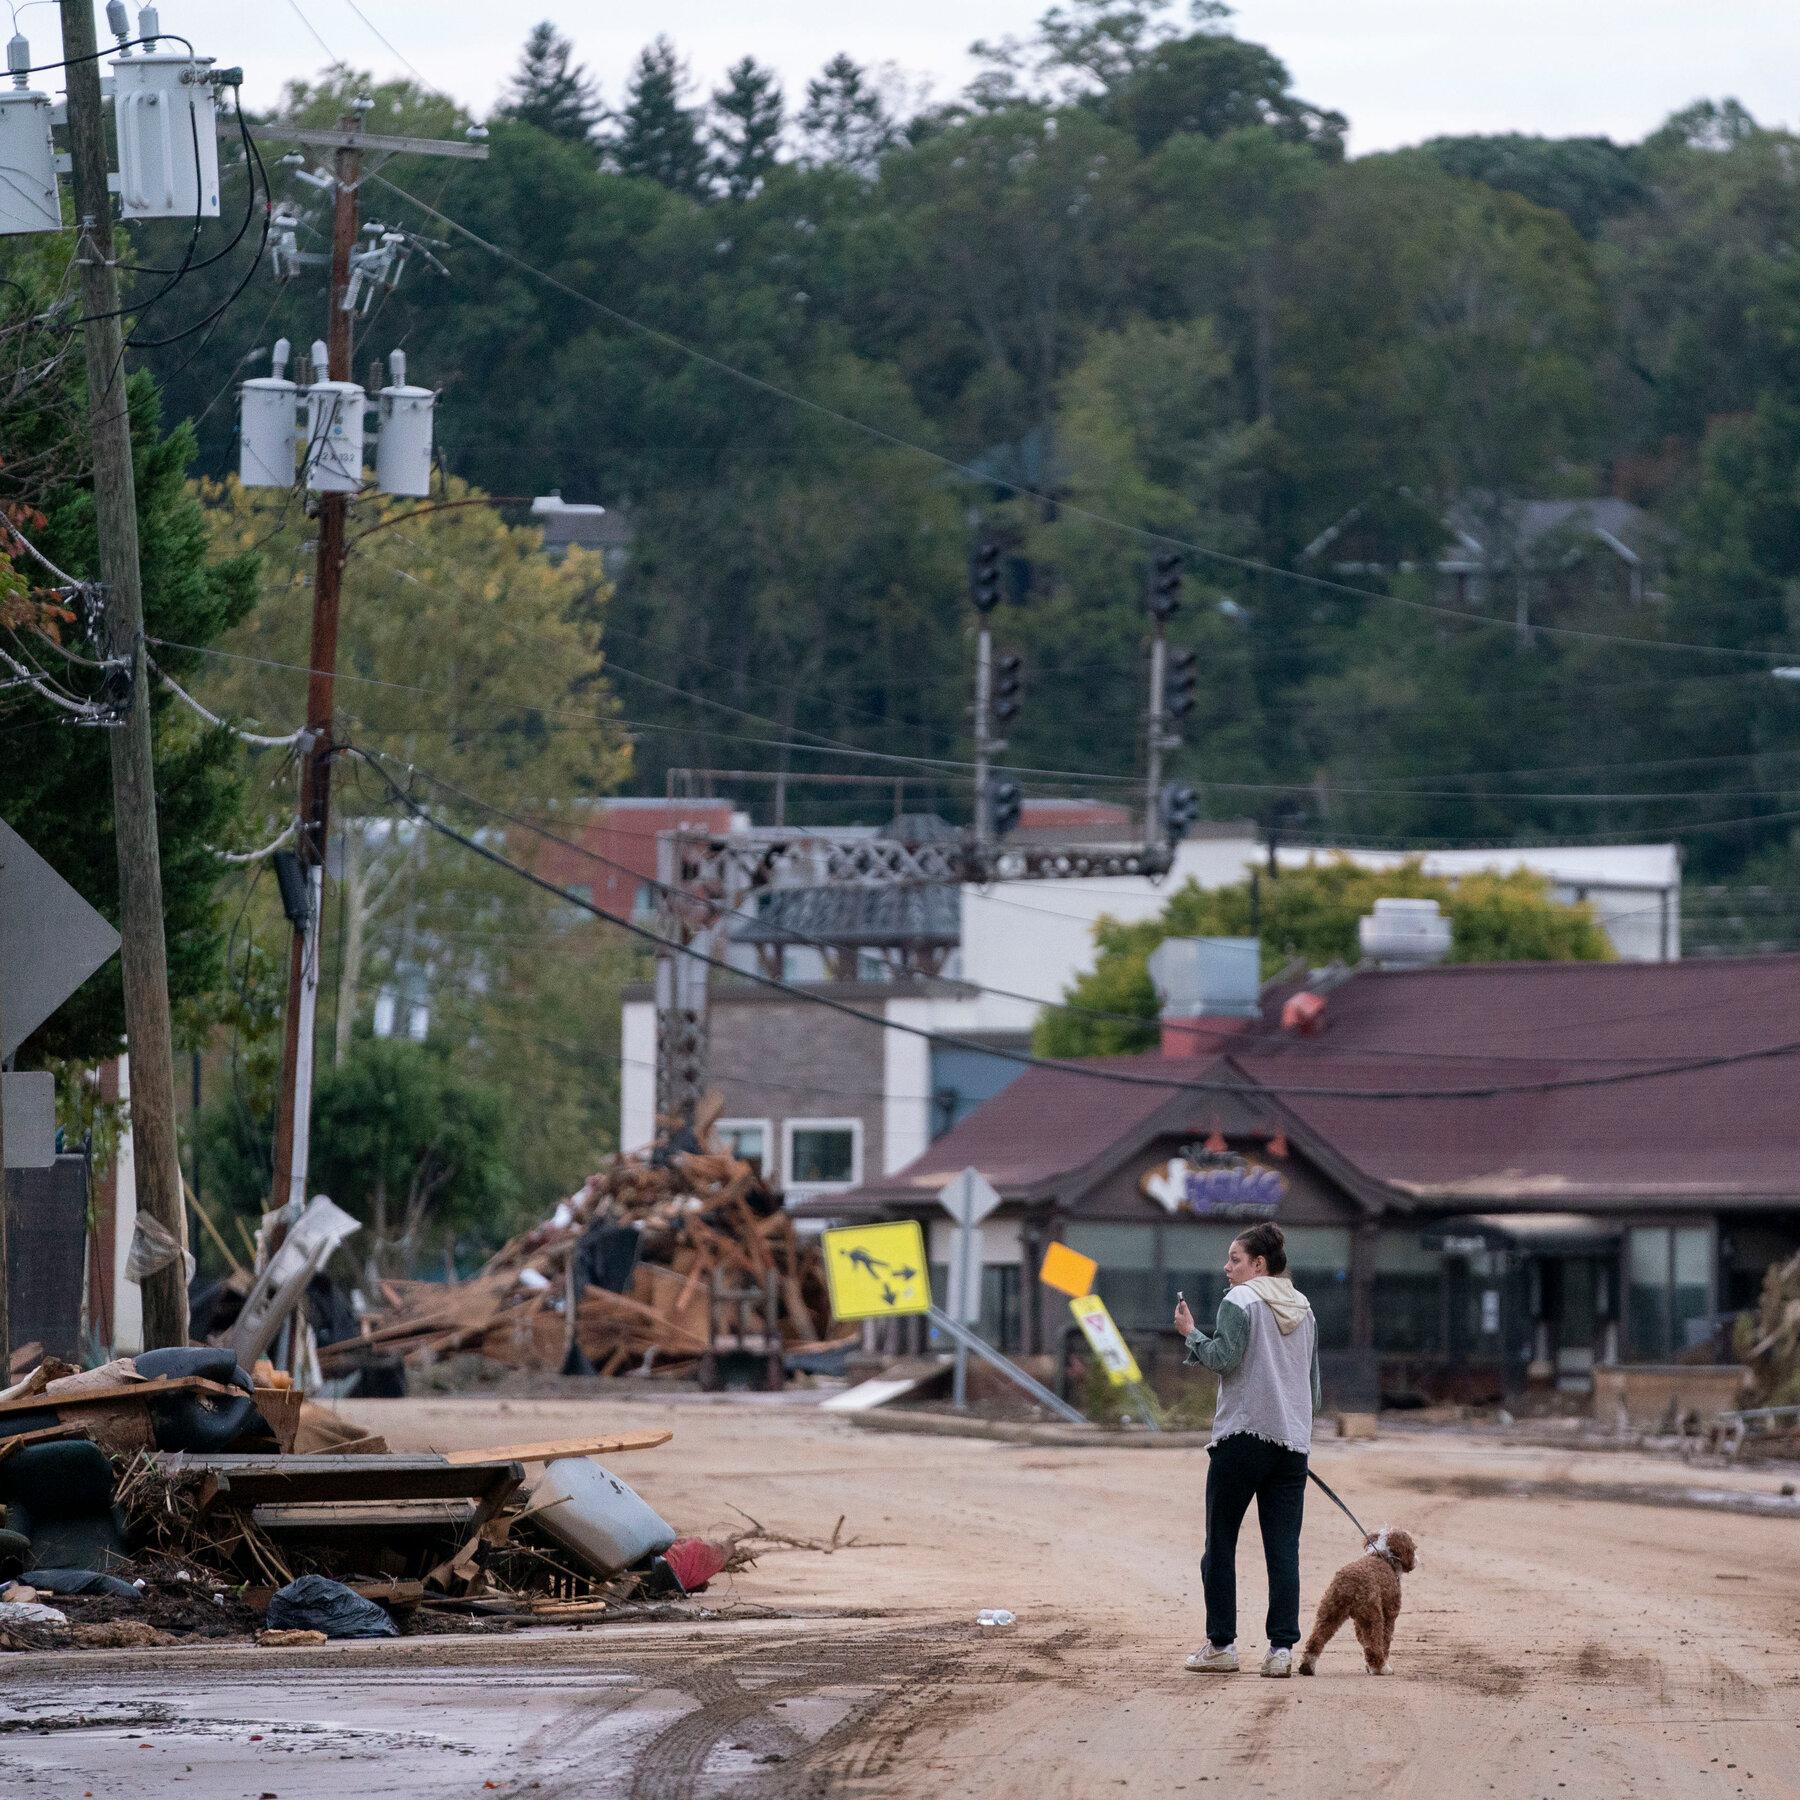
134, 1346, 260, 1453
21, 1568, 140, 1598
267, 1574, 398, 1639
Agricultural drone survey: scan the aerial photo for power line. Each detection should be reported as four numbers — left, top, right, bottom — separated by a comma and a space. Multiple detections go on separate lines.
366, 169, 1800, 674
342, 743, 1800, 1103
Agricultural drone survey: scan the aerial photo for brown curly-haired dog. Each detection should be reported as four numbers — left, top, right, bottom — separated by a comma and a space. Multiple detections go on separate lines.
1297, 1528, 1418, 1676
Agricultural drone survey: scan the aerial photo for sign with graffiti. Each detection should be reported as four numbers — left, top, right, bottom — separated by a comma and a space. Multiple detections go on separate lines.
1140, 1145, 1287, 1220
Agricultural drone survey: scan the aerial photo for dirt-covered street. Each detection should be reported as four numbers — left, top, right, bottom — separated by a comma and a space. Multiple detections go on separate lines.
2, 1392, 1797, 1799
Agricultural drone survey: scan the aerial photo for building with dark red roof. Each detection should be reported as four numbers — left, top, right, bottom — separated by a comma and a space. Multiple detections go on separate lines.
800, 955, 1800, 1408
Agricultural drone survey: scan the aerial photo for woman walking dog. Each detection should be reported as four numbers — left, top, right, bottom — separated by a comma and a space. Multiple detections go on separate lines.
1173, 1221, 1320, 1679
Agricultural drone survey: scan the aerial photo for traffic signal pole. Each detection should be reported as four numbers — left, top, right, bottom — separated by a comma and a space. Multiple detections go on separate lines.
61, 0, 187, 1347
1146, 619, 1169, 842
973, 623, 994, 850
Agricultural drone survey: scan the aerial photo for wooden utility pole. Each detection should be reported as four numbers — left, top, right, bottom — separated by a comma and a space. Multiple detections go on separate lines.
262, 115, 485, 1211
60, 0, 186, 1347
269, 120, 360, 1214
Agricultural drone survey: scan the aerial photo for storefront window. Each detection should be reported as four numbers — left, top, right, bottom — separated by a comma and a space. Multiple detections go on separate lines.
1629, 1226, 1714, 1359
1161, 1224, 1237, 1335
1064, 1224, 1158, 1329
1374, 1232, 1443, 1354
1283, 1227, 1352, 1351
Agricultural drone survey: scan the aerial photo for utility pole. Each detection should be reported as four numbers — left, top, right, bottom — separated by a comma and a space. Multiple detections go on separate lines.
263, 111, 485, 1209
60, 0, 187, 1346
1145, 552, 1183, 844
269, 114, 361, 1214
970, 538, 1003, 849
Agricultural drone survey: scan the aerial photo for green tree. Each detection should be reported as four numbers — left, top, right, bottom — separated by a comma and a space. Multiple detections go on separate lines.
610, 37, 709, 199
1033, 861, 1613, 1057
711, 57, 785, 201
499, 22, 601, 143
797, 55, 899, 174
310, 1037, 517, 1276
0, 222, 258, 1064
1414, 134, 1644, 240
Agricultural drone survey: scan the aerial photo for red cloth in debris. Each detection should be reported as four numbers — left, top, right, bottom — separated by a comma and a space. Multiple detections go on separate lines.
661, 1538, 731, 1593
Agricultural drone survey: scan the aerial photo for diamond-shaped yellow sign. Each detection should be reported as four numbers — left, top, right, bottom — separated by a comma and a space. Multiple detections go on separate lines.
822, 1221, 932, 1321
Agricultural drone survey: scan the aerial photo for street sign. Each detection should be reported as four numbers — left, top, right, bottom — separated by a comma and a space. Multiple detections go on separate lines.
0, 821, 121, 1060
2, 1070, 55, 1168
944, 1226, 984, 1325
1070, 1293, 1143, 1387
822, 1221, 932, 1321
1038, 1240, 1098, 1299
937, 1166, 1001, 1227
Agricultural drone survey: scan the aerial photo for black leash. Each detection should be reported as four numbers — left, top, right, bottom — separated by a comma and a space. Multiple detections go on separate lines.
1307, 1467, 1370, 1540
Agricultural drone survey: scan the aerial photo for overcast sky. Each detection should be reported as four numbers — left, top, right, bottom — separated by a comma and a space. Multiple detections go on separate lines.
46, 1, 1800, 153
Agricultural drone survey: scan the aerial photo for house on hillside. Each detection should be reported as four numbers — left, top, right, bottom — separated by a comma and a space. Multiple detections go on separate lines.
796, 950, 1799, 1409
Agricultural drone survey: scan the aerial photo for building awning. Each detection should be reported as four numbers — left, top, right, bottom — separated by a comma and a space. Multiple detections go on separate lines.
1422, 1213, 1623, 1255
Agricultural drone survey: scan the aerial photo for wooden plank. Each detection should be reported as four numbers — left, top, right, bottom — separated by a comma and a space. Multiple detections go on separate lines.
154, 1452, 526, 1507
0, 1421, 91, 1463
251, 1500, 481, 1530
0, 1374, 244, 1416
439, 1430, 671, 1465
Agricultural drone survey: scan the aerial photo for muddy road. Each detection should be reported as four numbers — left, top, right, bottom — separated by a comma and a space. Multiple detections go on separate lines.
3, 1393, 1797, 1798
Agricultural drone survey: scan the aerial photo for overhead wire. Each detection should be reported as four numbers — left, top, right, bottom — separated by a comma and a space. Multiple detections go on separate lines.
342, 744, 1800, 1101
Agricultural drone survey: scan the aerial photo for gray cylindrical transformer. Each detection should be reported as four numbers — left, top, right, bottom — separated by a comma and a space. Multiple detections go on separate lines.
304, 380, 366, 494
238, 377, 297, 487
0, 91, 63, 235
375, 383, 435, 497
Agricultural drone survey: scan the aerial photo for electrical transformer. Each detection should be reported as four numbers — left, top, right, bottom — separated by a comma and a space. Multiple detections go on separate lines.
302, 342, 364, 493
111, 50, 220, 221
374, 349, 435, 498
237, 339, 295, 488
0, 38, 61, 235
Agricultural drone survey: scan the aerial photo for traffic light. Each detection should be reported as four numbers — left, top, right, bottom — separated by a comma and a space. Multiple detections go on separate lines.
972, 539, 1003, 612
986, 776, 1023, 839
1161, 782, 1199, 843
992, 648, 1024, 724
1165, 644, 1198, 718
1149, 550, 1182, 620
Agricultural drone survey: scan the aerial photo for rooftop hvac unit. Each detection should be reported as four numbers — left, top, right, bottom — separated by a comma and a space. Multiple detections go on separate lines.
238, 338, 295, 488
374, 349, 434, 497
1357, 897, 1452, 969
0, 37, 61, 235
302, 342, 364, 494
111, 48, 220, 221
1146, 936, 1262, 1020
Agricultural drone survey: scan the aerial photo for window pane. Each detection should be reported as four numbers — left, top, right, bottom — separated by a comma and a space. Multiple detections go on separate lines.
1376, 1231, 1442, 1274
1673, 1227, 1712, 1348
1064, 1224, 1158, 1329
1374, 1272, 1442, 1352
1627, 1227, 1670, 1360
1282, 1227, 1351, 1273
1064, 1224, 1156, 1270
1161, 1224, 1234, 1336
720, 1124, 766, 1173
790, 1128, 854, 1184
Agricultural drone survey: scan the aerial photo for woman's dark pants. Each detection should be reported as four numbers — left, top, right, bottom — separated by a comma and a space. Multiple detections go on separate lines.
1201, 1433, 1308, 1648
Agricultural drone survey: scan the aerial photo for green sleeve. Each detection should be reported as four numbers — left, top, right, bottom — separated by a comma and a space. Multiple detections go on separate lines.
1183, 1295, 1249, 1373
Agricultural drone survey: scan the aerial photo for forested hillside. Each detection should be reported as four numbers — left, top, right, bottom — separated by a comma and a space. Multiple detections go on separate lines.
146, 3, 1800, 903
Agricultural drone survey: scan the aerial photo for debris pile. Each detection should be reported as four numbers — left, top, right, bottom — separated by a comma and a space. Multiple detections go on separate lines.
320, 1129, 845, 1384
1740, 1247, 1800, 1409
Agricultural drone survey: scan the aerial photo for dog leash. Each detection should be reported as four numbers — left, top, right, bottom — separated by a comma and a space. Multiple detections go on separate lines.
1307, 1468, 1370, 1540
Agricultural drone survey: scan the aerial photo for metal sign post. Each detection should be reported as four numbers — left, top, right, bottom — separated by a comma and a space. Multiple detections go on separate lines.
938, 1168, 1001, 1408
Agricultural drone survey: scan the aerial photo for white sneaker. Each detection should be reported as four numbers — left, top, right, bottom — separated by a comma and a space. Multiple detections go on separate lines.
1261, 1647, 1292, 1679
1185, 1642, 1238, 1673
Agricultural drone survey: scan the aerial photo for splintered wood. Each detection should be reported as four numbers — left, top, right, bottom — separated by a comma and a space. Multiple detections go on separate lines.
317, 1126, 842, 1379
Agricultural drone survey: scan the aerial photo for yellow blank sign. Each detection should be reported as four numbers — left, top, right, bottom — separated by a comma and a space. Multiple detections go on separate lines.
823, 1221, 932, 1321
1038, 1240, 1098, 1299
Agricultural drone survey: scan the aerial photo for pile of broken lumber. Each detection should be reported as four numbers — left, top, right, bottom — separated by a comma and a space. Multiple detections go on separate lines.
319, 1122, 844, 1382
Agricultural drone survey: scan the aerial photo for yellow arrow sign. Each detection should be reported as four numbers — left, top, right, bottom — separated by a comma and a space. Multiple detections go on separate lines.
822, 1221, 932, 1321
